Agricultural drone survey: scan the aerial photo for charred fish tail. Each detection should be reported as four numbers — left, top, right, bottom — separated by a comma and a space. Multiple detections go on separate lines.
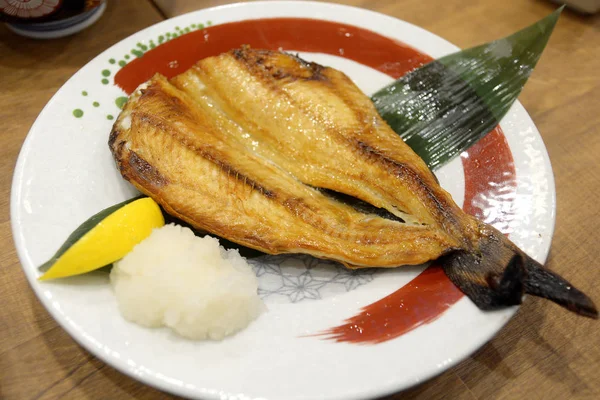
441, 225, 598, 318
523, 257, 598, 318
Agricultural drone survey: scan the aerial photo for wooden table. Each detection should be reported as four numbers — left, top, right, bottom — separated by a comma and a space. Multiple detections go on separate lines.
1, 0, 598, 398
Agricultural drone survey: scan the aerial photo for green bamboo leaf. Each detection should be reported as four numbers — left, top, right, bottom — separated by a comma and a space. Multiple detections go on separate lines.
38, 195, 144, 272
372, 6, 563, 170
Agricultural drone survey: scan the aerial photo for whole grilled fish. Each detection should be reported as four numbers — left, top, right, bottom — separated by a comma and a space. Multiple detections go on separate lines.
109, 47, 597, 318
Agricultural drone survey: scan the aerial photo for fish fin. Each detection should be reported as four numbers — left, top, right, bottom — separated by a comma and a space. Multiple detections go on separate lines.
486, 253, 525, 306
523, 257, 598, 319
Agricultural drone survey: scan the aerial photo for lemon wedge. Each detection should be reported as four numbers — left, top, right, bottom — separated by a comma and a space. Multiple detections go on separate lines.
39, 197, 165, 280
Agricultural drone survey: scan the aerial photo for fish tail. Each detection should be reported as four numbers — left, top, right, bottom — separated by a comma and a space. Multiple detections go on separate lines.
440, 225, 597, 318
523, 257, 598, 319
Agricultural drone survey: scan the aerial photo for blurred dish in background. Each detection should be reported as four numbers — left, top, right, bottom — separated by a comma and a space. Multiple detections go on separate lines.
0, 0, 106, 39
553, 0, 600, 14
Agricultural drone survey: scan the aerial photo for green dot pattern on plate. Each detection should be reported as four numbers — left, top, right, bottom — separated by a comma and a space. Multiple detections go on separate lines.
116, 96, 128, 109
76, 22, 217, 120
94, 20, 217, 118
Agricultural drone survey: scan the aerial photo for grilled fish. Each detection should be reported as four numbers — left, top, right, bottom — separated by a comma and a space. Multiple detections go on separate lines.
109, 47, 597, 318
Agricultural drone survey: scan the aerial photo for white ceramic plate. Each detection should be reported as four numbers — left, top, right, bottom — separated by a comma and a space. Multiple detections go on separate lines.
11, 2, 556, 399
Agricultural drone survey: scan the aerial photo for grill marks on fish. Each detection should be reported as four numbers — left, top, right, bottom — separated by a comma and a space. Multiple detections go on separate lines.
127, 151, 169, 188
110, 53, 444, 254
129, 83, 280, 201
190, 49, 444, 227
110, 59, 458, 267
353, 139, 469, 248
137, 88, 282, 205
233, 47, 327, 83
182, 58, 400, 216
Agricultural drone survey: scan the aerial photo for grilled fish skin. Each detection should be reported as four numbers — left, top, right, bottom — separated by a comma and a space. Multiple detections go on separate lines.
109, 47, 597, 318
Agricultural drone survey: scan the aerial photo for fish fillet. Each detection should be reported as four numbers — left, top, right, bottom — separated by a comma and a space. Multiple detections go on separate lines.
109, 47, 596, 317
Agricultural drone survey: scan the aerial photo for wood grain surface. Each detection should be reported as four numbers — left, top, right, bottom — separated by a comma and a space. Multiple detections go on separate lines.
1, 0, 598, 399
